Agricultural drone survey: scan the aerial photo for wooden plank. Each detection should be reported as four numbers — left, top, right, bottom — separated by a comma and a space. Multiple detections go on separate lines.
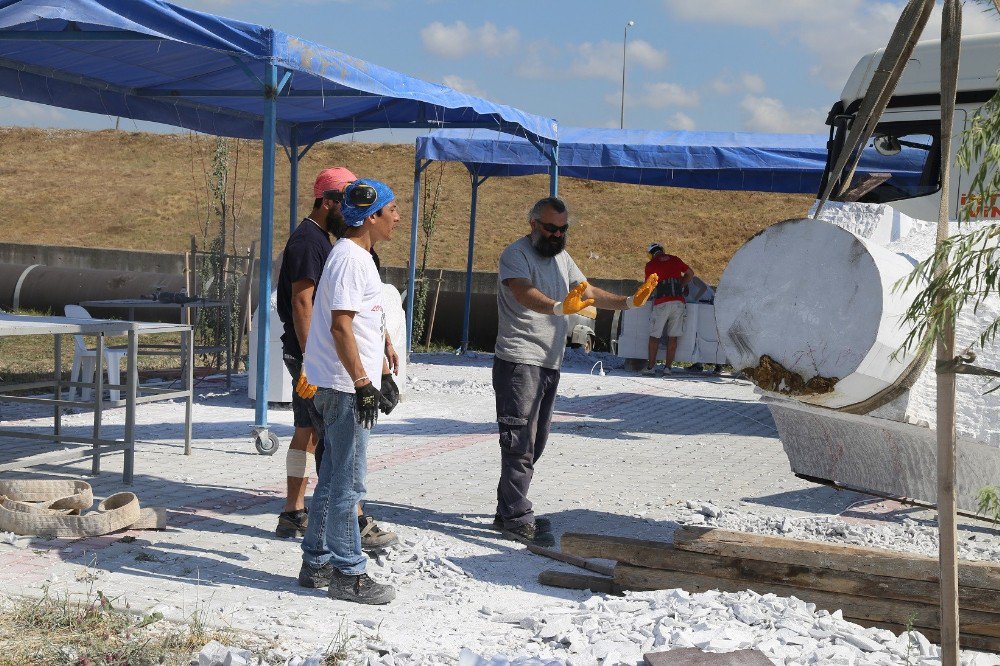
671, 527, 1000, 591
561, 533, 999, 613
538, 569, 620, 595
527, 544, 615, 576
613, 564, 1000, 640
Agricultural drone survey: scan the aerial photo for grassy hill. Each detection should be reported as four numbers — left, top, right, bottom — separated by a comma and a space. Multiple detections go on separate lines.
0, 126, 815, 283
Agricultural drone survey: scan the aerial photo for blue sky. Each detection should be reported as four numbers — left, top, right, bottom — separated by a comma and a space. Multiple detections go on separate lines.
1, 0, 998, 138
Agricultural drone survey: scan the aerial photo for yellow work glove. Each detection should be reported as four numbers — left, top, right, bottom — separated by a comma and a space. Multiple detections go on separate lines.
295, 371, 317, 399
553, 282, 596, 315
627, 273, 658, 309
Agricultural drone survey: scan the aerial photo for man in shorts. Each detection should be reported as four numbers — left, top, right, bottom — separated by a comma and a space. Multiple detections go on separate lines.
643, 243, 694, 376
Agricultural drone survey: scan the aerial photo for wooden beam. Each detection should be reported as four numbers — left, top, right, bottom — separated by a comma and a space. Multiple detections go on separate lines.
671, 527, 1000, 590
538, 570, 620, 595
613, 565, 1000, 640
560, 532, 999, 613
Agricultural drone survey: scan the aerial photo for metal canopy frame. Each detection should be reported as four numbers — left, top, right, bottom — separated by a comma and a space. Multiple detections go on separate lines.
404, 145, 559, 354
0, 9, 558, 451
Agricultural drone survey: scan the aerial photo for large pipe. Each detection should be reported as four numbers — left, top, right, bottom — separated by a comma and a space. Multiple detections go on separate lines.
0, 263, 185, 318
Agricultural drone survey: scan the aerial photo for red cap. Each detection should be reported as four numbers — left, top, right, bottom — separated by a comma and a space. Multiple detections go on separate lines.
313, 166, 357, 198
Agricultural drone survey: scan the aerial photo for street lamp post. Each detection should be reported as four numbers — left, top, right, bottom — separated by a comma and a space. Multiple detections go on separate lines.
620, 20, 635, 129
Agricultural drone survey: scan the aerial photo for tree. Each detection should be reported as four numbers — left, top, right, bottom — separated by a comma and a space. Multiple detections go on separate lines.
899, 4, 1000, 377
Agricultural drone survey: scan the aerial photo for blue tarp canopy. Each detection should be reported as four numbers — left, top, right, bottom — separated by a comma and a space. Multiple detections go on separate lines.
0, 0, 559, 454
417, 127, 925, 194
412, 127, 929, 352
0, 0, 558, 146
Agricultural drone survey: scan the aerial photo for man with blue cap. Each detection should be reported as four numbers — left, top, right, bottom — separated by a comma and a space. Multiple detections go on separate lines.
298, 178, 401, 605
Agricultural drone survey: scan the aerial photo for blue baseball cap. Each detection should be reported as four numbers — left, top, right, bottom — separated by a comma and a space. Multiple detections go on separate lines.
341, 178, 396, 228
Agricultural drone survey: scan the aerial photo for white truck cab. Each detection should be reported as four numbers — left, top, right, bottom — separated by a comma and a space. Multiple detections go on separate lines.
821, 32, 1000, 222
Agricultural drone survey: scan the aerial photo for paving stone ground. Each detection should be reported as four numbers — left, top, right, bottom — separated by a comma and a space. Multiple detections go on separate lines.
0, 352, 950, 658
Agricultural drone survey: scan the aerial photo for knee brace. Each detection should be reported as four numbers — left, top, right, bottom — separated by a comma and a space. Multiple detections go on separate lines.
286, 448, 315, 478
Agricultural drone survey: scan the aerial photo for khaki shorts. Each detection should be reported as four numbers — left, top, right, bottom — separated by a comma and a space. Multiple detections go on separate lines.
649, 300, 685, 338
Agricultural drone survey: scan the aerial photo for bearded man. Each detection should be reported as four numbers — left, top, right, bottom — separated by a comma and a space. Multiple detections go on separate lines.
491, 196, 657, 546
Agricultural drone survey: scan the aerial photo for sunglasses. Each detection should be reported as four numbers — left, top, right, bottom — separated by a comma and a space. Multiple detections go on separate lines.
535, 219, 570, 234
323, 183, 378, 208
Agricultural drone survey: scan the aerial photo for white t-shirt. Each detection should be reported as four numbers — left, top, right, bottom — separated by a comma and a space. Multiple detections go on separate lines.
303, 239, 384, 393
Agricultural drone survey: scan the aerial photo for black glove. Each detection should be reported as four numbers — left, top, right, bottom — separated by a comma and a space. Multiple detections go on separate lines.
355, 382, 380, 429
379, 374, 399, 415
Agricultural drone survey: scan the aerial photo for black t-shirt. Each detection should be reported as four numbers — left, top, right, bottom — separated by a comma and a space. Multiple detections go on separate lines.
276, 218, 333, 359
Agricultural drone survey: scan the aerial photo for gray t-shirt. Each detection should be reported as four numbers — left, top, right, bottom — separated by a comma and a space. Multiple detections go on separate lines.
495, 235, 586, 369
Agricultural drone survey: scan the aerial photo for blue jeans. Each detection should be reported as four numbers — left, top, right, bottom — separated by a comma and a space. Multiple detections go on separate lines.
301, 388, 369, 575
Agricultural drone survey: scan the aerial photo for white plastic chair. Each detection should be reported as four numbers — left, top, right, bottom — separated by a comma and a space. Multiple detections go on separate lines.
64, 304, 127, 402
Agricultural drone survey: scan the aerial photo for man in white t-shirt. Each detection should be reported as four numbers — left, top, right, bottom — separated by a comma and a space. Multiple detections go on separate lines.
298, 178, 400, 605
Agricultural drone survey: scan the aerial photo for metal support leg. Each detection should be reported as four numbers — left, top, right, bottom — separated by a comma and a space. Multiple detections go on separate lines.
53, 334, 62, 436
123, 329, 138, 485
461, 175, 484, 353
91, 333, 105, 476
406, 156, 427, 354
185, 324, 194, 455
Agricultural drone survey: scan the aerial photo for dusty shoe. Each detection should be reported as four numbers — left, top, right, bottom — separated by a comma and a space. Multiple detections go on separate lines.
276, 508, 308, 538
359, 515, 398, 550
640, 366, 657, 377
298, 560, 335, 588
502, 522, 555, 548
687, 363, 704, 373
328, 570, 395, 605
661, 366, 673, 376
492, 514, 551, 533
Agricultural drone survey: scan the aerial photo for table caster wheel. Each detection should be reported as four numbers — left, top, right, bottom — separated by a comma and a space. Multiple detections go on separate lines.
254, 430, 280, 455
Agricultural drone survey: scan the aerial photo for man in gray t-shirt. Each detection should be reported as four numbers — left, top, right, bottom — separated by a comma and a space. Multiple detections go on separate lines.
492, 197, 659, 547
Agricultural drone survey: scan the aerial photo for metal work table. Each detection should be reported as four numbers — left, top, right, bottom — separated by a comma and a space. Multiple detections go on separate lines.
80, 298, 231, 388
0, 313, 193, 484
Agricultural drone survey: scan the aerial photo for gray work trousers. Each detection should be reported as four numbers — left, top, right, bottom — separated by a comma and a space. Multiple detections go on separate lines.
492, 357, 560, 528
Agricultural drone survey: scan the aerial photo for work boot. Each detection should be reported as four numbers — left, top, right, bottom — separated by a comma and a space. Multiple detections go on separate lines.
298, 560, 335, 588
359, 514, 398, 551
502, 521, 555, 548
327, 570, 395, 605
492, 514, 551, 533
276, 508, 308, 538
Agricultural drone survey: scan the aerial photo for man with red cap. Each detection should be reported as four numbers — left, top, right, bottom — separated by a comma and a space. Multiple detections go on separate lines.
274, 167, 395, 552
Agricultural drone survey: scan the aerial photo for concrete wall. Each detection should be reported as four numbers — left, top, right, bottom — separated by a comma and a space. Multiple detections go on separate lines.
1, 243, 641, 350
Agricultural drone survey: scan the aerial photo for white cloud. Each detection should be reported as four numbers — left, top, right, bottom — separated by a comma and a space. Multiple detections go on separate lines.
441, 75, 487, 98
420, 21, 520, 59
640, 82, 700, 108
569, 39, 667, 80
666, 111, 696, 130
739, 95, 826, 133
710, 69, 766, 95
664, 0, 1000, 89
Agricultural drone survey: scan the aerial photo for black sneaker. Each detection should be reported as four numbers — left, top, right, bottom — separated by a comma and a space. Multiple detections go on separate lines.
502, 522, 555, 548
491, 514, 552, 533
687, 363, 705, 373
328, 570, 395, 605
276, 508, 308, 538
298, 560, 335, 588
359, 514, 399, 551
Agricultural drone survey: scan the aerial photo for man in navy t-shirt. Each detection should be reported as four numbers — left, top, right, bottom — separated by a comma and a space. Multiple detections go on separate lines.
274, 167, 395, 552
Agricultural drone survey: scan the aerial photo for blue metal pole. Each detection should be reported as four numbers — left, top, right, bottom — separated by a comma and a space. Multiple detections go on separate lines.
549, 143, 559, 197
289, 128, 299, 235
405, 154, 424, 354
254, 62, 278, 432
461, 176, 481, 353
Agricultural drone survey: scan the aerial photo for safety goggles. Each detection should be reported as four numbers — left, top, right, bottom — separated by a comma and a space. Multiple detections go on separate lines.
535, 220, 570, 234
323, 182, 379, 208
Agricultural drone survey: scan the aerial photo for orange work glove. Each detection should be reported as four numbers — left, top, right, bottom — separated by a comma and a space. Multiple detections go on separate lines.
295, 371, 317, 399
627, 273, 658, 309
553, 282, 596, 315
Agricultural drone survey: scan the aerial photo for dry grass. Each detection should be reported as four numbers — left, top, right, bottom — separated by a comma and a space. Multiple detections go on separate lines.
0, 126, 814, 284
0, 585, 238, 666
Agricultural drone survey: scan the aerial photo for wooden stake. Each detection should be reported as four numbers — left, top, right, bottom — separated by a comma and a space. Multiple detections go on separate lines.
424, 268, 444, 350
